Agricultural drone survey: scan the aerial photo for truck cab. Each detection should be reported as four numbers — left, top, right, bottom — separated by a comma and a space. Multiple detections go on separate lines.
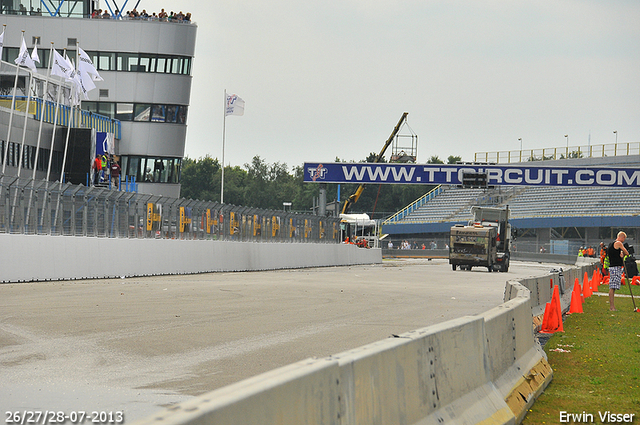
449, 206, 511, 272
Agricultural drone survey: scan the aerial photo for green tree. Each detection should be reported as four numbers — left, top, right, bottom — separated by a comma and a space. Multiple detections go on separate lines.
180, 155, 220, 201
427, 155, 444, 164
447, 155, 462, 164
222, 165, 248, 206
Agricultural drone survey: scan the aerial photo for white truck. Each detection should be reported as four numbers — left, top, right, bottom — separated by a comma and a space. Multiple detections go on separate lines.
449, 206, 511, 272
339, 213, 379, 248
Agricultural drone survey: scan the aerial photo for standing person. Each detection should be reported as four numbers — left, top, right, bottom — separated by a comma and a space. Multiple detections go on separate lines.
92, 155, 102, 186
100, 154, 108, 183
110, 158, 121, 189
607, 231, 629, 311
599, 242, 608, 275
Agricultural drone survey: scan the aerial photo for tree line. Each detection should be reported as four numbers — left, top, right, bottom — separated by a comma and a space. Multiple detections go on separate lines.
180, 154, 462, 219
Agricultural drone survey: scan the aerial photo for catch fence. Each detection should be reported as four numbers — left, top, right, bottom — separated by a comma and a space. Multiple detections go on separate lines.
0, 176, 340, 243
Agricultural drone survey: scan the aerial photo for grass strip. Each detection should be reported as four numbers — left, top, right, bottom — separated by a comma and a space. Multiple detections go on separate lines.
522, 288, 640, 424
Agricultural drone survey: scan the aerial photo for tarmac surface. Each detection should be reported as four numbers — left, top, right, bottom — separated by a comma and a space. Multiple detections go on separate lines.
0, 258, 564, 422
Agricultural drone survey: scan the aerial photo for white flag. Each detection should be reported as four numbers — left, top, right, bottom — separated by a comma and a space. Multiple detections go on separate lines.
225, 93, 244, 116
78, 46, 103, 81
15, 35, 37, 72
31, 43, 40, 63
0, 28, 5, 61
51, 49, 73, 79
79, 67, 96, 92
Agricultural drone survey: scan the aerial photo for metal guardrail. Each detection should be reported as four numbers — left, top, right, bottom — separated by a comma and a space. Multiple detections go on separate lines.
475, 142, 640, 164
0, 176, 340, 243
382, 185, 442, 225
0, 95, 122, 139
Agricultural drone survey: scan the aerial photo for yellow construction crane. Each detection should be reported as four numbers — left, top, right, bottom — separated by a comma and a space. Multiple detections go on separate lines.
341, 112, 409, 214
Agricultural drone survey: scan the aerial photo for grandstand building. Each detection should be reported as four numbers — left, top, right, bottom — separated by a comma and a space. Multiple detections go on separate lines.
382, 153, 640, 254
0, 1, 196, 198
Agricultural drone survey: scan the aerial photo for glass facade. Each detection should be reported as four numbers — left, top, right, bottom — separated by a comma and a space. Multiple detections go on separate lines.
1, 48, 192, 76
120, 155, 181, 184
83, 102, 187, 124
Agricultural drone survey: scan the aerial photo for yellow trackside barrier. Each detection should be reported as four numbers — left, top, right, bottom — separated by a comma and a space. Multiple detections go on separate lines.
0, 98, 38, 114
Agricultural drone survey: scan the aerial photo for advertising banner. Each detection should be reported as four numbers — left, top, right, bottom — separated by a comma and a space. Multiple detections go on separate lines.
303, 162, 640, 188
146, 203, 162, 232
179, 207, 192, 233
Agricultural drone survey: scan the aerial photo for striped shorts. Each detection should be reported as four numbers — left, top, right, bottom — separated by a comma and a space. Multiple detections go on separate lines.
609, 266, 623, 290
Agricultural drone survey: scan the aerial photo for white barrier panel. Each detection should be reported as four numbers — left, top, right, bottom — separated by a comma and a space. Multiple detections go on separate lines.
0, 234, 381, 282
484, 284, 552, 423
134, 357, 341, 425
334, 316, 514, 425
504, 263, 599, 314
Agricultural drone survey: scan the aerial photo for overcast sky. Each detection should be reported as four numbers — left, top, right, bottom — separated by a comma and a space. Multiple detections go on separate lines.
165, 0, 639, 170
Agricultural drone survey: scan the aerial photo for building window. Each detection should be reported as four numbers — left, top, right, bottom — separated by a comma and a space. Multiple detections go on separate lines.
97, 102, 115, 118
121, 155, 181, 183
134, 104, 151, 121
81, 101, 187, 125
115, 103, 133, 121
1, 48, 192, 76
98, 52, 115, 71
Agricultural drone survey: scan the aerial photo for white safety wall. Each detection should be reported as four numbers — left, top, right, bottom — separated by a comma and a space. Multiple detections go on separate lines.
0, 234, 381, 283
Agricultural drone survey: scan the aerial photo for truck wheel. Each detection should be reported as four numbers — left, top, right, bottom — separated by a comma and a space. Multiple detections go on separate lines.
452, 264, 456, 271
499, 258, 510, 272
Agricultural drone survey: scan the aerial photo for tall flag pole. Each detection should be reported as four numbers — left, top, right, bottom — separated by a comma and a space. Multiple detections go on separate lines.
221, 91, 244, 203
0, 25, 5, 63
26, 42, 55, 231
221, 90, 226, 204
17, 38, 41, 178
32, 42, 54, 181
3, 30, 23, 174
46, 47, 72, 181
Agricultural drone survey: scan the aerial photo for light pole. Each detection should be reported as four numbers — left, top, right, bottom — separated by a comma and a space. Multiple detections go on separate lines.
518, 138, 522, 162
614, 130, 618, 144
564, 134, 569, 157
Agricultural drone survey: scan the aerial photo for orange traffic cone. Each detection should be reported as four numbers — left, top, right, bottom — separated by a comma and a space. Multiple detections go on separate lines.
593, 270, 601, 291
577, 278, 584, 303
632, 276, 640, 286
540, 285, 564, 333
569, 282, 583, 314
539, 302, 552, 332
583, 275, 592, 298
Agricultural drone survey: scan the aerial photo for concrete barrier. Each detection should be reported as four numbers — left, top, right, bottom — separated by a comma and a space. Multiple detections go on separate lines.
334, 316, 514, 425
126, 260, 601, 425
485, 283, 552, 423
132, 357, 341, 425
134, 279, 561, 425
0, 234, 381, 283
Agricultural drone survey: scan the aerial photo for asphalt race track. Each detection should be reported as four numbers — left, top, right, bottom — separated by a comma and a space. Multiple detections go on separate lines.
0, 258, 565, 421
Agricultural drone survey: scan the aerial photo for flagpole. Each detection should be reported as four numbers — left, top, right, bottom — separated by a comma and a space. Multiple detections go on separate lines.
221, 89, 226, 204
2, 31, 25, 174
46, 47, 66, 182
32, 42, 54, 180
26, 42, 54, 231
16, 68, 34, 178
